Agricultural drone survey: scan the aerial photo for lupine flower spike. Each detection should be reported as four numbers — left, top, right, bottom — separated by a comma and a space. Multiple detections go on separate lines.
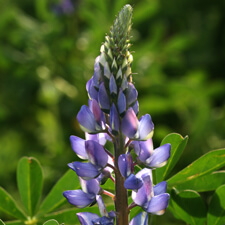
64, 4, 171, 225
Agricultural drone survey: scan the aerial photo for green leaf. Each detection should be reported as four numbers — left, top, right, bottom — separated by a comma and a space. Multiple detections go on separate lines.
167, 148, 225, 187
156, 133, 188, 183
170, 189, 207, 225
0, 220, 5, 225
17, 157, 43, 217
207, 184, 225, 225
0, 187, 26, 220
172, 171, 225, 192
39, 169, 80, 215
43, 219, 59, 225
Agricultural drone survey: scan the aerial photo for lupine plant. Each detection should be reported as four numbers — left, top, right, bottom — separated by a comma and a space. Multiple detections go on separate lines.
1, 4, 225, 225
62, 4, 171, 225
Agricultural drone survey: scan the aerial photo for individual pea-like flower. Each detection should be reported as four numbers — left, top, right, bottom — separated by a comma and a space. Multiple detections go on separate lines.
77, 195, 116, 225
63, 178, 101, 208
131, 168, 170, 215
129, 211, 148, 225
68, 140, 109, 180
77, 99, 105, 134
121, 108, 154, 140
132, 139, 171, 168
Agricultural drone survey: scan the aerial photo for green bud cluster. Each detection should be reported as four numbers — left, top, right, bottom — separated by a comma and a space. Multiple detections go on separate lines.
99, 4, 133, 84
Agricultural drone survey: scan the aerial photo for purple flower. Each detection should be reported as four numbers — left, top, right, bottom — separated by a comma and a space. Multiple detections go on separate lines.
85, 140, 108, 168
77, 212, 100, 225
76, 196, 116, 225
98, 83, 110, 113
63, 178, 100, 208
121, 108, 154, 140
86, 78, 98, 101
77, 100, 105, 134
109, 103, 119, 134
70, 135, 88, 160
131, 169, 170, 215
126, 83, 138, 107
118, 153, 134, 178
117, 89, 126, 115
129, 211, 148, 225
132, 140, 171, 168
68, 162, 101, 180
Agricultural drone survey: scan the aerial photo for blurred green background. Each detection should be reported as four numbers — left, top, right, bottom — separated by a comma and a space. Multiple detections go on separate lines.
0, 0, 224, 223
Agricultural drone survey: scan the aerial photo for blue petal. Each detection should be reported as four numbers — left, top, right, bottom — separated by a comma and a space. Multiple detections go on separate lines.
138, 114, 154, 140
93, 56, 102, 89
109, 103, 119, 134
117, 89, 126, 115
85, 133, 107, 146
132, 170, 153, 207
86, 78, 98, 101
126, 83, 138, 107
121, 108, 138, 138
77, 105, 101, 133
98, 83, 110, 113
96, 195, 108, 217
132, 100, 139, 116
124, 174, 143, 190
85, 140, 108, 168
146, 193, 170, 215
135, 139, 153, 163
118, 153, 134, 178
77, 212, 100, 225
92, 216, 115, 225
79, 178, 100, 196
90, 99, 105, 125
109, 74, 117, 96
153, 181, 167, 196
70, 135, 88, 160
148, 143, 171, 168
68, 162, 100, 180
63, 190, 94, 208
129, 211, 148, 225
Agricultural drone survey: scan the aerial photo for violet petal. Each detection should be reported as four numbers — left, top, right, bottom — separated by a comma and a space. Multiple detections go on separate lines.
85, 140, 108, 168
68, 162, 100, 180
121, 108, 138, 138
138, 114, 154, 140
63, 190, 94, 208
146, 193, 170, 215
77, 212, 100, 225
98, 83, 110, 113
129, 211, 148, 225
148, 143, 171, 168
70, 135, 88, 160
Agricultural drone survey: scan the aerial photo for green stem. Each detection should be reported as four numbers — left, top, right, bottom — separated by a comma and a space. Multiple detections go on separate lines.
114, 133, 129, 225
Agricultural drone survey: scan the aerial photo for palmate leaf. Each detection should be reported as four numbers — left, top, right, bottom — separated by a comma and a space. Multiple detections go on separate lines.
156, 133, 188, 183
207, 184, 225, 225
170, 189, 207, 225
17, 157, 43, 217
172, 171, 225, 192
0, 187, 26, 220
38, 169, 80, 215
167, 148, 225, 187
